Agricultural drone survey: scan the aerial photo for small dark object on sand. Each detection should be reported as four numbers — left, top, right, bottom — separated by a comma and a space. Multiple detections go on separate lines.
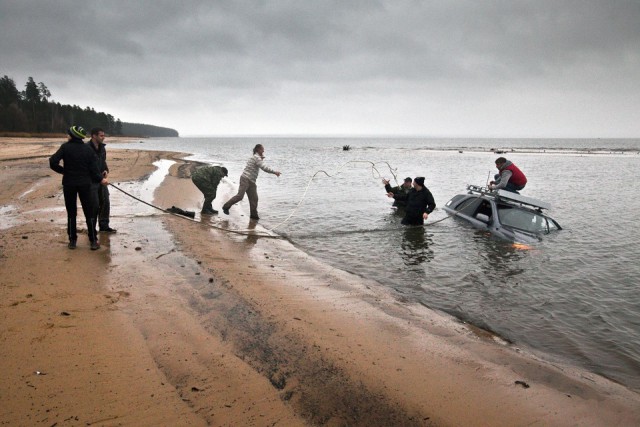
515, 380, 530, 388
166, 206, 196, 218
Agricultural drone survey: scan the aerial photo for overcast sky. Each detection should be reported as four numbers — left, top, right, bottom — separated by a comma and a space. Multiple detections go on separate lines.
1, 1, 639, 137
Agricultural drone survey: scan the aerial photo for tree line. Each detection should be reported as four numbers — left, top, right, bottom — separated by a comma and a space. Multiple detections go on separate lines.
0, 74, 178, 137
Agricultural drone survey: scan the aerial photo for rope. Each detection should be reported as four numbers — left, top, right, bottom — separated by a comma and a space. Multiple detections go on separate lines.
108, 183, 282, 239
108, 159, 448, 239
268, 160, 400, 232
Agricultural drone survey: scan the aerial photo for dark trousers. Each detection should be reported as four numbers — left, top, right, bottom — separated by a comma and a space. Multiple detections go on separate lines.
494, 174, 525, 194
63, 184, 97, 243
192, 176, 219, 210
95, 183, 111, 229
504, 182, 525, 193
401, 212, 425, 226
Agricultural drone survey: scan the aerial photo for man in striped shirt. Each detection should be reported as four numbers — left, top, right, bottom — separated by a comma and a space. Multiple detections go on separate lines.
222, 144, 281, 220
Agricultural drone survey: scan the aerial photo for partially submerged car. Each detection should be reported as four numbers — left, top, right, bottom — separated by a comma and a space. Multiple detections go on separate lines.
443, 185, 561, 243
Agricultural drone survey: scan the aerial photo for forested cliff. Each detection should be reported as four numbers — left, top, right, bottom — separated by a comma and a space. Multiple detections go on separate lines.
0, 75, 178, 137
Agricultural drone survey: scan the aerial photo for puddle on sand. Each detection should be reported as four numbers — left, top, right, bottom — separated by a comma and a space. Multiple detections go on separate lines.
140, 159, 175, 201
104, 159, 196, 291
109, 159, 175, 220
0, 205, 24, 230
1, 160, 175, 232
0, 205, 21, 230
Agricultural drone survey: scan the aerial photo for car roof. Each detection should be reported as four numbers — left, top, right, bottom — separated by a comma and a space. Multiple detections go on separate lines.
465, 185, 551, 211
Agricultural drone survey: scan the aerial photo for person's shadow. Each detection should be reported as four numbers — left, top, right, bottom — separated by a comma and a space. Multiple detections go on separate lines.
400, 226, 434, 266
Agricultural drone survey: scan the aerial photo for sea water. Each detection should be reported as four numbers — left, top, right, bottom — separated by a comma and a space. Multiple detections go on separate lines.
117, 137, 640, 390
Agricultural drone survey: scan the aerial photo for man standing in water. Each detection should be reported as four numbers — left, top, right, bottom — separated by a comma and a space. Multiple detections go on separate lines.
191, 165, 228, 214
89, 127, 116, 233
222, 144, 281, 220
393, 177, 436, 226
383, 176, 412, 209
489, 157, 527, 193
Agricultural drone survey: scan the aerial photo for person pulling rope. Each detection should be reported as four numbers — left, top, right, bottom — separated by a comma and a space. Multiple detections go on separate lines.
108, 183, 282, 238
108, 158, 447, 239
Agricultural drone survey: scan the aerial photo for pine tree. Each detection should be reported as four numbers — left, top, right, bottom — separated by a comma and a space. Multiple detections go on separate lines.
23, 77, 40, 103
38, 82, 51, 102
0, 75, 21, 107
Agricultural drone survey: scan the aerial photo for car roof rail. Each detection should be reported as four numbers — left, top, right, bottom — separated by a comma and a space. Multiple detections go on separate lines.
465, 184, 551, 210
495, 190, 551, 210
466, 184, 491, 195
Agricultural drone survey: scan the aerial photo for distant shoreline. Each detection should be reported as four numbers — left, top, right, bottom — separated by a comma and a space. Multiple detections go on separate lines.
0, 131, 151, 139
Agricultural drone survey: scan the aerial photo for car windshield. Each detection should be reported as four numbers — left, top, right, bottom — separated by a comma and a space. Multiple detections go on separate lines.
497, 204, 555, 234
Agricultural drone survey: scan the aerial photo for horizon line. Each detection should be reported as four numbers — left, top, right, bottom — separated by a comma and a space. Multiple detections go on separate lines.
177, 134, 640, 139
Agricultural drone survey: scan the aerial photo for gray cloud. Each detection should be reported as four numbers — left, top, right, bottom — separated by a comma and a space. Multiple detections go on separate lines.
1, 0, 639, 136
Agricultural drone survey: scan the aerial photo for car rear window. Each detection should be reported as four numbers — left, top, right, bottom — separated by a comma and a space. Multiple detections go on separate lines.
497, 204, 551, 233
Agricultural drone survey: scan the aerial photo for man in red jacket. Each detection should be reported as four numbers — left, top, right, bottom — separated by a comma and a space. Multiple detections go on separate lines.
489, 157, 527, 193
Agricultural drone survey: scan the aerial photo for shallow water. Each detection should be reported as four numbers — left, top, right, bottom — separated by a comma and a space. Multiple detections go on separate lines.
118, 137, 640, 390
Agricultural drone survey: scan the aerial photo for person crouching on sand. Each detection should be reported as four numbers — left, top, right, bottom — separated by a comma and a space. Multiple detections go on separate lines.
191, 165, 228, 214
222, 144, 281, 221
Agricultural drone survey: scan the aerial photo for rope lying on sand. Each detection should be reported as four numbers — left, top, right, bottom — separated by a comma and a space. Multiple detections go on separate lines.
109, 159, 447, 239
108, 183, 282, 239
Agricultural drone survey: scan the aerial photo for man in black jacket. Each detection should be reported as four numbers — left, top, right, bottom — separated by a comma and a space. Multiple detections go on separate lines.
89, 127, 116, 233
383, 176, 412, 209
393, 177, 436, 226
49, 126, 108, 250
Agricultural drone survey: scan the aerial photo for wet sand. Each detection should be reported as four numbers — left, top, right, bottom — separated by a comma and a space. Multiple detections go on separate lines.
2, 137, 640, 426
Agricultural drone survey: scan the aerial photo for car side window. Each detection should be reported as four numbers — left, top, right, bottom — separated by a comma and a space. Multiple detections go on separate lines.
458, 198, 483, 216
473, 201, 493, 223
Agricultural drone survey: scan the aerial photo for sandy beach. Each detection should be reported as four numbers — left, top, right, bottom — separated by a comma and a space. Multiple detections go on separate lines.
2, 137, 640, 426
